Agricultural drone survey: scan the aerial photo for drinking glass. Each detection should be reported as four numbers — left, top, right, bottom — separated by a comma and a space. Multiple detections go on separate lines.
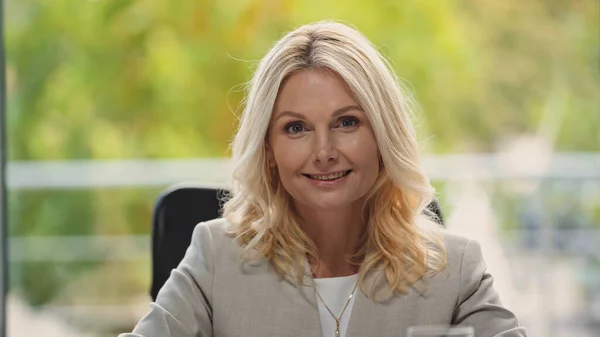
407, 325, 474, 337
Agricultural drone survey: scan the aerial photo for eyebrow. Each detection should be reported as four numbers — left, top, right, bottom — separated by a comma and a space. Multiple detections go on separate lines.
275, 105, 362, 121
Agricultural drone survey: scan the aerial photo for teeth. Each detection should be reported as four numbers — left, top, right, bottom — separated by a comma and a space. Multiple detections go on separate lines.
309, 171, 347, 181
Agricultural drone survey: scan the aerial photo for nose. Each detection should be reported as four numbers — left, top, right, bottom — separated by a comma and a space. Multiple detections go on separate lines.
313, 130, 338, 164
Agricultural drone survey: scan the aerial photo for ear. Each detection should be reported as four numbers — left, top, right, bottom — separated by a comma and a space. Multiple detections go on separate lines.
265, 142, 276, 167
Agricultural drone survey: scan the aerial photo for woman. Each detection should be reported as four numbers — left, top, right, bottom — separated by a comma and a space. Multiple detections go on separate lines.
121, 21, 526, 337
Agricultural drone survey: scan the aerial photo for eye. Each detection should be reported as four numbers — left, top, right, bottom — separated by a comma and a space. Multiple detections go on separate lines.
284, 121, 306, 134
337, 116, 360, 128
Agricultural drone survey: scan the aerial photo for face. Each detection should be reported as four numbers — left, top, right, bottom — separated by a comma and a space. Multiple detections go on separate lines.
267, 68, 380, 212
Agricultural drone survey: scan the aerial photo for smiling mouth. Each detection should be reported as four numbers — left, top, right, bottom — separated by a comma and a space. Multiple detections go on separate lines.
303, 170, 352, 181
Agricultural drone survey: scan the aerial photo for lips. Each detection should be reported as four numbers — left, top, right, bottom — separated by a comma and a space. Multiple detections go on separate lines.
303, 170, 352, 181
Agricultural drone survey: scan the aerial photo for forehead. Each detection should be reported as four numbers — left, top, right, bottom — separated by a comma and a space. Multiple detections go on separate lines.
273, 68, 358, 114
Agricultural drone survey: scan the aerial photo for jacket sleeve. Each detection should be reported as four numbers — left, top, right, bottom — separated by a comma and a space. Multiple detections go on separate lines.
452, 239, 528, 337
119, 223, 215, 337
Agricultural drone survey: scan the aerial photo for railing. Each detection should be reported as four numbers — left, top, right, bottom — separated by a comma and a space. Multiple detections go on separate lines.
5, 153, 600, 336
6, 153, 599, 189
5, 153, 599, 264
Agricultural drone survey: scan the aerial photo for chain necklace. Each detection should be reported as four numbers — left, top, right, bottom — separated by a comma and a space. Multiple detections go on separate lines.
313, 278, 359, 337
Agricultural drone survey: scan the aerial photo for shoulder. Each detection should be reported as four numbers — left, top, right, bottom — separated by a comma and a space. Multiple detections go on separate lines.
191, 217, 238, 248
417, 232, 486, 304
442, 231, 486, 275
428, 231, 487, 290
190, 218, 248, 265
442, 231, 472, 267
192, 217, 231, 237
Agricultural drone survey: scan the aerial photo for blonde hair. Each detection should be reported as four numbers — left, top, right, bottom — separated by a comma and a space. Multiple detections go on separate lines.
223, 21, 446, 299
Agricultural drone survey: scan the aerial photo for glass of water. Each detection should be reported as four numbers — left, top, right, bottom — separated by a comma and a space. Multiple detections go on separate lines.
407, 325, 474, 337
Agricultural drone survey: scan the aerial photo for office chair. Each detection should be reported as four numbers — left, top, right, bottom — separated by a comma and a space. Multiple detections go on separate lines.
150, 184, 444, 300
150, 184, 226, 300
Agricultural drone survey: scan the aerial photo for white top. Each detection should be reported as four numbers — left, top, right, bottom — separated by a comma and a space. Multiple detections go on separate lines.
313, 274, 359, 337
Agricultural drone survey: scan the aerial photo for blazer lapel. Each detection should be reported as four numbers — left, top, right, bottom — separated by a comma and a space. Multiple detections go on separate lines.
296, 257, 324, 336
345, 272, 423, 337
239, 256, 323, 337
296, 259, 424, 337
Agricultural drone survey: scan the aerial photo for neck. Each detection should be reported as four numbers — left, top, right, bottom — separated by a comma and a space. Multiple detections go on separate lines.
294, 203, 366, 278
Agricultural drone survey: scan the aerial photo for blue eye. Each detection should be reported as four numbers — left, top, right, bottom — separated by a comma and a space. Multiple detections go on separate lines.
285, 122, 305, 134
338, 117, 359, 128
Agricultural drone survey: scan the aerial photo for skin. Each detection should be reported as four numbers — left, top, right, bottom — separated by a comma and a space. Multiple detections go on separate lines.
266, 67, 381, 278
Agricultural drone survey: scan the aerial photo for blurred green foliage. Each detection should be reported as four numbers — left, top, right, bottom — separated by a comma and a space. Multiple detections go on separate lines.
4, 0, 599, 332
6, 0, 599, 160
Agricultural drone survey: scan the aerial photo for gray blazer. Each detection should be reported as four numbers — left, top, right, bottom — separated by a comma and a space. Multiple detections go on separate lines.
120, 219, 527, 337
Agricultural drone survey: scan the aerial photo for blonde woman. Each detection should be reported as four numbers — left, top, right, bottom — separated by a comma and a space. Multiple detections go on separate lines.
121, 21, 526, 337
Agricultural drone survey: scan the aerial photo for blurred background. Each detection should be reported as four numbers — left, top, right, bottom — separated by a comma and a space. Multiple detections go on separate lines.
3, 0, 599, 336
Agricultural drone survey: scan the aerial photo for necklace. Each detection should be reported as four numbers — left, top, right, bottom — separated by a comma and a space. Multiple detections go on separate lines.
313, 278, 359, 337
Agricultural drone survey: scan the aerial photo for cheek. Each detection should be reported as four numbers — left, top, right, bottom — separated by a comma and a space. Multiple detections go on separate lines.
273, 140, 309, 173
341, 132, 380, 167
273, 144, 307, 196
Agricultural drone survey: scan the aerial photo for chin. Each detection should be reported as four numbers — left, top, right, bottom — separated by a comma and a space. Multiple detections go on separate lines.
300, 194, 359, 211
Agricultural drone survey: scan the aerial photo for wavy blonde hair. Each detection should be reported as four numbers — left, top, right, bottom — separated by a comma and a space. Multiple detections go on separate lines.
223, 21, 446, 299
